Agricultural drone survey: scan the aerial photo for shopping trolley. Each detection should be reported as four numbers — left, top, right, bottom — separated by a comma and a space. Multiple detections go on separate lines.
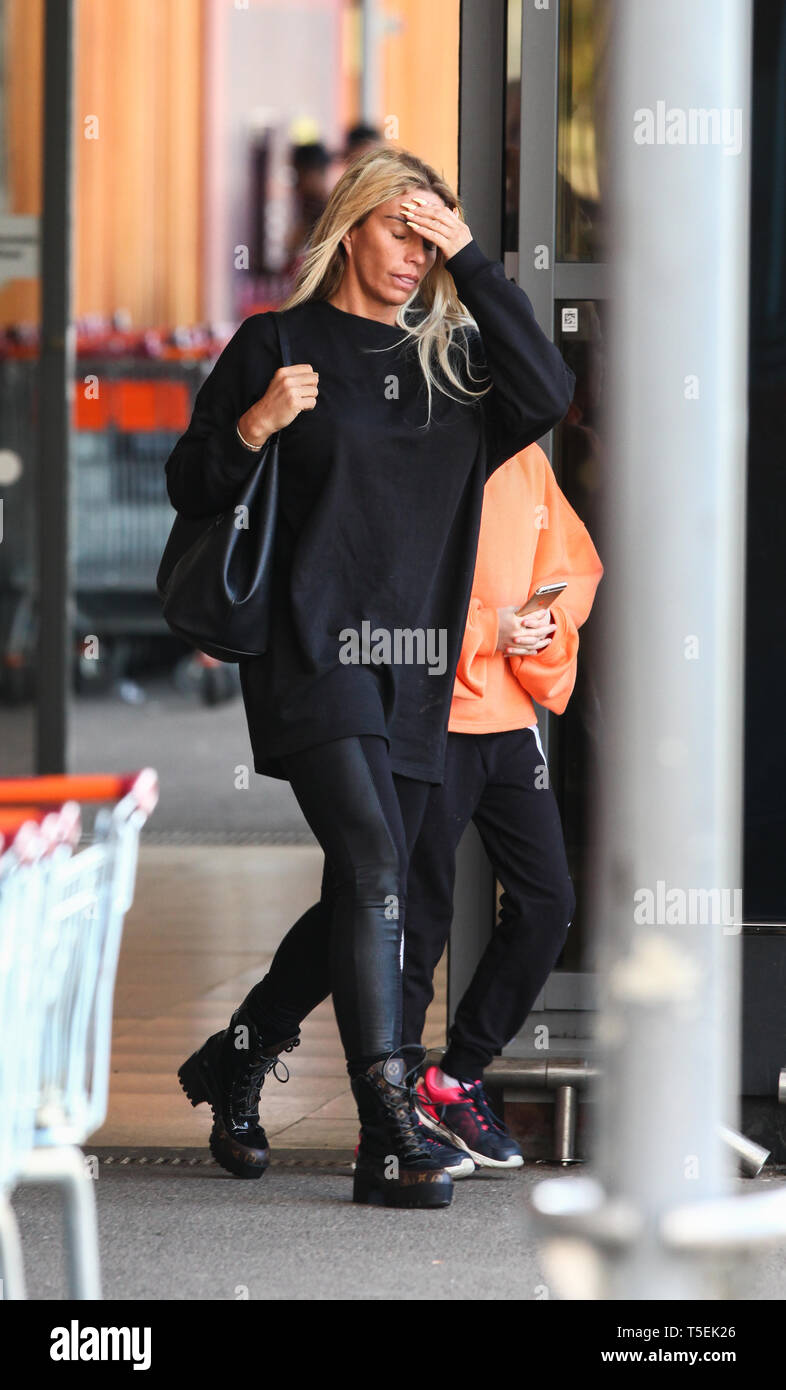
0, 769, 158, 1299
0, 803, 78, 1299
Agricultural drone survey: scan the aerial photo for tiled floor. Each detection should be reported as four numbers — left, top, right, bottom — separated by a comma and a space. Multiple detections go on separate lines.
92, 845, 447, 1151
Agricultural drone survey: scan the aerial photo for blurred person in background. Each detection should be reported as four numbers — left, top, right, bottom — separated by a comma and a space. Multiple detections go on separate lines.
283, 140, 333, 272
342, 121, 384, 164
284, 127, 385, 277
167, 145, 575, 1209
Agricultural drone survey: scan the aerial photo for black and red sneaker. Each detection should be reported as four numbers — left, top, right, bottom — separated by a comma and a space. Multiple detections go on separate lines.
415, 1065, 524, 1169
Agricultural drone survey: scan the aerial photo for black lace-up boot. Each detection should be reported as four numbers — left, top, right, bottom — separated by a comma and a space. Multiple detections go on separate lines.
350, 1050, 454, 1208
178, 1001, 300, 1179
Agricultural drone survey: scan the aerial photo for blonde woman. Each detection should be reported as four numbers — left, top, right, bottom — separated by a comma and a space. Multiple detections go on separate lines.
169, 147, 575, 1209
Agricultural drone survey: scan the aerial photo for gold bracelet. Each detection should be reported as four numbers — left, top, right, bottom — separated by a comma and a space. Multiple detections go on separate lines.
236, 420, 263, 452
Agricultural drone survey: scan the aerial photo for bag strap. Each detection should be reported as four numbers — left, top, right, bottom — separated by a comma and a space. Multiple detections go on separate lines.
272, 309, 292, 369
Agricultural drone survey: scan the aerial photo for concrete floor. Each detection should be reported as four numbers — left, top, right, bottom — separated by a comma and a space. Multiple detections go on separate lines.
6, 840, 786, 1301
11, 1159, 540, 1301
4, 724, 786, 1300
10, 1156, 786, 1301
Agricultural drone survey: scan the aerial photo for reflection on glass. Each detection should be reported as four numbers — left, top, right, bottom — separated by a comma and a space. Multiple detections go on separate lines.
0, 346, 38, 768
556, 0, 611, 263
552, 300, 607, 970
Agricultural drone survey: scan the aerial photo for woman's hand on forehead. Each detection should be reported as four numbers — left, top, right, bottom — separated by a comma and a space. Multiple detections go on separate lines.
399, 196, 473, 261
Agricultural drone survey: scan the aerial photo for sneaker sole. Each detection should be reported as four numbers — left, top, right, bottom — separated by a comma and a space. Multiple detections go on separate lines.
443, 1155, 476, 1179
415, 1102, 524, 1170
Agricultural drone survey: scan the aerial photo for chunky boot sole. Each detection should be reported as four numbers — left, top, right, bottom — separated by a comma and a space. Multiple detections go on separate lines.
352, 1166, 453, 1209
178, 1043, 270, 1180
350, 1152, 475, 1179
209, 1122, 270, 1179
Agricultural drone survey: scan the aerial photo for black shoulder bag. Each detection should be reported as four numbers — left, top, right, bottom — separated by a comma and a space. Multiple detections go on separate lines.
156, 310, 290, 663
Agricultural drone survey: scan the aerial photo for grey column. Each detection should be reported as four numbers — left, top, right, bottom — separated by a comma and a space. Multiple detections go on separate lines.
36, 0, 75, 772
535, 0, 754, 1299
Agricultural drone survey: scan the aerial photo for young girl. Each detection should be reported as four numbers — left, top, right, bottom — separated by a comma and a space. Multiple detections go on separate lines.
403, 442, 603, 1169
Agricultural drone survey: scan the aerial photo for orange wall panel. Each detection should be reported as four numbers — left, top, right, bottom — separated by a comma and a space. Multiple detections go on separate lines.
0, 0, 460, 329
0, 0, 204, 329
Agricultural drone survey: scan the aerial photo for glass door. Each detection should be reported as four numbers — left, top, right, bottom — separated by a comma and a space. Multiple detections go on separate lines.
501, 0, 611, 1042
449, 0, 610, 1046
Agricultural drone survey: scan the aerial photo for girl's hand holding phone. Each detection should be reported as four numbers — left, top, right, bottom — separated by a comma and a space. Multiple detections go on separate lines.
496, 604, 556, 657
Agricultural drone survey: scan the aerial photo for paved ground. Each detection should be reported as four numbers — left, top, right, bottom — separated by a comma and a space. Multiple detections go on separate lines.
11, 1153, 537, 1301
10, 1153, 786, 1301
6, 669, 786, 1303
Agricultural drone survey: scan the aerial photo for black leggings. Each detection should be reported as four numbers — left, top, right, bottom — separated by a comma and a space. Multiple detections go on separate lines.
245, 735, 431, 1075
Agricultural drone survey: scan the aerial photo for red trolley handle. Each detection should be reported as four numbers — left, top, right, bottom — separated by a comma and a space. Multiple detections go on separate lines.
0, 768, 159, 816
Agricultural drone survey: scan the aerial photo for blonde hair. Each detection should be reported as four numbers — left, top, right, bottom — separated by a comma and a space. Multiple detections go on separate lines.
280, 145, 492, 428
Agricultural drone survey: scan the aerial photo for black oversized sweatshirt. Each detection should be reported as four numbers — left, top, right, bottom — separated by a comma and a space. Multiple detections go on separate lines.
164, 239, 576, 783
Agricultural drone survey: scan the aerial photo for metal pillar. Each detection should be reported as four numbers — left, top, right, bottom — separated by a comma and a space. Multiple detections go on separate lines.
529, 0, 786, 1298
36, 0, 75, 773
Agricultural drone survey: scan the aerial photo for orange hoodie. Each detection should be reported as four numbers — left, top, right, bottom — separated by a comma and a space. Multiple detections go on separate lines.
449, 442, 603, 733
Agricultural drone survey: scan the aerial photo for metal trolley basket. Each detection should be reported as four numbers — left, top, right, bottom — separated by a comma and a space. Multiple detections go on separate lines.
0, 769, 158, 1299
0, 352, 208, 699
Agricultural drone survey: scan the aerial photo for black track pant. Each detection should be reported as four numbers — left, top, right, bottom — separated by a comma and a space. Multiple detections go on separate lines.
245, 735, 430, 1076
401, 726, 576, 1078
